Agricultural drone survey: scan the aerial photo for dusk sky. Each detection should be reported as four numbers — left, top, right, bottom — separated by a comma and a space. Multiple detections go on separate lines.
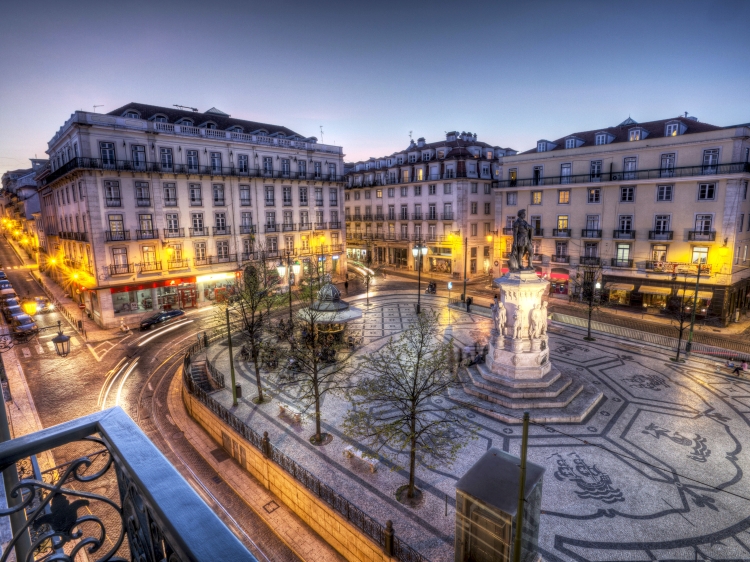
1, 0, 748, 175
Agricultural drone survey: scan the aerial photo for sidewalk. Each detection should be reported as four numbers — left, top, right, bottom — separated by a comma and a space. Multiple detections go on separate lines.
167, 369, 344, 562
4, 237, 119, 344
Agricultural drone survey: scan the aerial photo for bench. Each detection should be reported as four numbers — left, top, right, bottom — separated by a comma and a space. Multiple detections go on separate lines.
343, 445, 380, 473
278, 403, 302, 423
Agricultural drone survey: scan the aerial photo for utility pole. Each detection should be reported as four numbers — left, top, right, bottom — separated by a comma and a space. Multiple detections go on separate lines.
513, 412, 530, 562
685, 264, 703, 355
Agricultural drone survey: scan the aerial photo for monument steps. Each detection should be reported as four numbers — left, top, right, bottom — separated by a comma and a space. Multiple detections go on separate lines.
464, 364, 572, 399
474, 362, 561, 389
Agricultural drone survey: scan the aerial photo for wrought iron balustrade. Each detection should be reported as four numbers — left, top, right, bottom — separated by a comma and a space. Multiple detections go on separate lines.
440, 213, 454, 220
239, 225, 256, 234
298, 223, 312, 231
136, 198, 152, 207
105, 230, 130, 242
167, 259, 190, 269
105, 198, 121, 208
162, 228, 185, 239
109, 263, 134, 275
688, 230, 717, 241
314, 222, 327, 230
208, 254, 238, 264
613, 230, 636, 240
189, 227, 208, 237
329, 221, 341, 229
648, 230, 674, 240
136, 229, 158, 240
264, 223, 280, 233
502, 227, 513, 235
139, 262, 163, 273
282, 223, 296, 232
551, 254, 570, 263
579, 256, 601, 266
163, 198, 178, 207
213, 226, 231, 236
610, 258, 634, 268
581, 229, 602, 238
189, 199, 203, 207
194, 257, 209, 266
552, 228, 571, 237
0, 407, 257, 562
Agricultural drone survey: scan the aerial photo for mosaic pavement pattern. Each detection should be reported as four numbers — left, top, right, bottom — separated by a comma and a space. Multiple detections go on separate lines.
208, 294, 750, 561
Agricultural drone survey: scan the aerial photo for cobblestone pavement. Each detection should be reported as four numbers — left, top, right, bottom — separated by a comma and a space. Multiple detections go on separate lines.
207, 292, 750, 562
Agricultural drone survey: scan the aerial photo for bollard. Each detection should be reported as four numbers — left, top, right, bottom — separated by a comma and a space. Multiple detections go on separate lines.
262, 431, 271, 457
203, 331, 209, 348
383, 520, 394, 556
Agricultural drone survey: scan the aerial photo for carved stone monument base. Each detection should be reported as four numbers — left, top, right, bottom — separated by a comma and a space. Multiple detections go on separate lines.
455, 270, 603, 423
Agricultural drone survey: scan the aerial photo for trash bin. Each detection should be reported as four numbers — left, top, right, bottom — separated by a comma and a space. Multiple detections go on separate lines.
235, 383, 242, 399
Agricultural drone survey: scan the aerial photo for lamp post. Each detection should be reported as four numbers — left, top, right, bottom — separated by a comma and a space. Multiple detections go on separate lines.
685, 261, 704, 356
447, 281, 452, 328
51, 321, 71, 357
412, 243, 428, 314
277, 251, 301, 325
226, 307, 237, 407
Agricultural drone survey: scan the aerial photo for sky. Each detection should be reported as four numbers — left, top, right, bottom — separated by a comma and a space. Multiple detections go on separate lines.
1, 0, 749, 174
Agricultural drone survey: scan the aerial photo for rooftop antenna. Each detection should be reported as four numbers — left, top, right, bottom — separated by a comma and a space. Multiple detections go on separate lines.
174, 104, 198, 112
320, 125, 324, 144
93, 105, 103, 113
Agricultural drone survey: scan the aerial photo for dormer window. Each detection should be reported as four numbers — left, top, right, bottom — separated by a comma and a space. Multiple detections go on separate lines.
408, 154, 416, 163
365, 163, 370, 170
537, 141, 547, 152
665, 122, 683, 137
228, 126, 243, 133
565, 139, 576, 149
423, 153, 431, 161
438, 151, 445, 159
205, 123, 216, 130
178, 119, 193, 126
628, 127, 648, 141
152, 115, 168, 123
386, 159, 393, 166
486, 151, 492, 159
595, 133, 609, 146
397, 157, 404, 164
124, 111, 140, 119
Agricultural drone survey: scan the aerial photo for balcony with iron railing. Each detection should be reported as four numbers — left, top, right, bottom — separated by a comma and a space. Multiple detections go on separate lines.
610, 258, 634, 268
163, 228, 185, 239
109, 263, 135, 275
190, 198, 203, 207
551, 254, 570, 263
163, 198, 178, 206
264, 223, 280, 233
282, 223, 296, 231
167, 259, 190, 269
532, 253, 545, 263
613, 230, 636, 240
688, 230, 717, 241
552, 228, 571, 237
59, 232, 89, 242
136, 198, 152, 207
502, 227, 513, 235
194, 257, 209, 266
213, 198, 226, 207
649, 230, 674, 240
213, 226, 231, 236
440, 213, 454, 220
298, 223, 312, 231
105, 230, 130, 242
240, 225, 256, 234
579, 256, 601, 266
314, 222, 327, 230
139, 261, 163, 273
240, 198, 252, 207
136, 229, 158, 240
0, 407, 257, 562
495, 161, 750, 189
581, 229, 602, 238
374, 214, 385, 221
329, 221, 342, 229
645, 261, 712, 273
364, 214, 374, 221
42, 156, 345, 186
189, 227, 208, 237
208, 254, 238, 265
105, 198, 121, 207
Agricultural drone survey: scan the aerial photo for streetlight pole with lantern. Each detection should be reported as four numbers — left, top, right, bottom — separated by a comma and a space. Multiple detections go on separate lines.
412, 243, 428, 314
277, 250, 301, 325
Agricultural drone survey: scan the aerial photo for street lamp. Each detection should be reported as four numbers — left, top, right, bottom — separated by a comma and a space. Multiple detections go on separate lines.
276, 251, 301, 324
447, 281, 453, 327
51, 321, 71, 357
412, 243, 428, 314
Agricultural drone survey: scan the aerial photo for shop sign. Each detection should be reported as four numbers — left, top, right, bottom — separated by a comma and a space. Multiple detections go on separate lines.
195, 272, 236, 283
109, 277, 196, 294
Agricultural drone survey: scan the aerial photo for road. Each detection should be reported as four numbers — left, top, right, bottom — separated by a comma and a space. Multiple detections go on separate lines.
1, 234, 421, 561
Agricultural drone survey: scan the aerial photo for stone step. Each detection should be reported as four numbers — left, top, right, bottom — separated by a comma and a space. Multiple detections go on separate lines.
464, 365, 571, 399
475, 362, 562, 389
460, 372, 583, 409
449, 381, 604, 424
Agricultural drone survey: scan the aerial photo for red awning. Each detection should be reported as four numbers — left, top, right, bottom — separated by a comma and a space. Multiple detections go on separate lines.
110, 277, 196, 294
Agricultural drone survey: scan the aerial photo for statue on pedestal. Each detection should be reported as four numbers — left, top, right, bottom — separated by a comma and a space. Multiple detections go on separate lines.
514, 307, 525, 340
529, 304, 541, 339
491, 301, 506, 336
509, 209, 535, 272
540, 301, 548, 336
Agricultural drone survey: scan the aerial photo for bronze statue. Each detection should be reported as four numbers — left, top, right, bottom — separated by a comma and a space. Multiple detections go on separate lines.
509, 209, 534, 271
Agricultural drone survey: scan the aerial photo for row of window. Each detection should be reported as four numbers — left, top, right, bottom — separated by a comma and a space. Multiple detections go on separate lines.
97, 142, 337, 176
345, 201, 490, 219
99, 181, 338, 207
514, 149, 722, 183
359, 149, 495, 169
511, 214, 716, 233
346, 183, 492, 199
537, 122, 689, 153
505, 183, 725, 206
350, 224, 495, 238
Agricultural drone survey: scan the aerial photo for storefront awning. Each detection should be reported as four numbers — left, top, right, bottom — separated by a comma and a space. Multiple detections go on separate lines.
678, 289, 714, 300
607, 283, 634, 292
638, 285, 672, 296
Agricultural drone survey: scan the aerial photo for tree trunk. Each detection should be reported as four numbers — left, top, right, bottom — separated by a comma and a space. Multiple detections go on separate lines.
408, 412, 417, 498
253, 359, 264, 403
313, 371, 322, 442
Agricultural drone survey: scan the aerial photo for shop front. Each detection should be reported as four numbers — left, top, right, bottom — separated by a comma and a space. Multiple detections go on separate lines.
549, 268, 569, 297
196, 272, 239, 304
111, 277, 197, 316
429, 246, 453, 274
607, 283, 634, 306
677, 288, 714, 316
638, 285, 672, 310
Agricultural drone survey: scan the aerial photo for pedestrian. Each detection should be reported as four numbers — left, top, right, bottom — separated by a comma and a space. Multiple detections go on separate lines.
732, 360, 747, 376
466, 296, 472, 313
344, 280, 349, 295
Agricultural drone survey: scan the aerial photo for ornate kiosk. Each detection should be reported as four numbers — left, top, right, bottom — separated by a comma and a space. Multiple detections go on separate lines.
451, 210, 603, 423
298, 283, 362, 342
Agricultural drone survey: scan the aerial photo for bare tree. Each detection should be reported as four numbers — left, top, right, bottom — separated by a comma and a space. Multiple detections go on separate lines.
277, 265, 354, 444
223, 247, 282, 403
341, 311, 475, 500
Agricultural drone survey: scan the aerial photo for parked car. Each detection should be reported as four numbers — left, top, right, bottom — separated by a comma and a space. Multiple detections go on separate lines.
12, 321, 38, 340
0, 280, 12, 290
0, 288, 17, 301
1, 298, 19, 310
139, 309, 185, 331
0, 271, 7, 280
3, 305, 23, 321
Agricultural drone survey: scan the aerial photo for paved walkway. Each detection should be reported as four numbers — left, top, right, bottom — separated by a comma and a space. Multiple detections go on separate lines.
201, 292, 750, 562
167, 366, 344, 562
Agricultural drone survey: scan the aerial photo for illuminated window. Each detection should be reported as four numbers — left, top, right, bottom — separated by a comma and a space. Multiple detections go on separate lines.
558, 190, 570, 204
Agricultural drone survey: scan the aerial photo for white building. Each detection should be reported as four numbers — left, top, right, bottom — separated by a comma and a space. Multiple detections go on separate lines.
344, 132, 515, 282
39, 103, 346, 328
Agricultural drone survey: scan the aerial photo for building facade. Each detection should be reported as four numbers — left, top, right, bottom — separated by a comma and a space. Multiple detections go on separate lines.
344, 132, 515, 282
496, 116, 750, 323
39, 103, 346, 328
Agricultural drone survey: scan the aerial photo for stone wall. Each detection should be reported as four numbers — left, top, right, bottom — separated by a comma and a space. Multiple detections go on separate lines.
181, 376, 394, 562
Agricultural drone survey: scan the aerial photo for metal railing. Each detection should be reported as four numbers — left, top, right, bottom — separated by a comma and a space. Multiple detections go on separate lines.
190, 199, 203, 207
208, 254, 238, 264
213, 198, 226, 206
213, 226, 231, 236
579, 256, 601, 265
240, 225, 256, 234
613, 230, 635, 240
610, 258, 634, 268
648, 230, 673, 240
346, 170, 493, 187
136, 229, 158, 240
552, 228, 571, 237
0, 406, 256, 562
105, 230, 130, 241
163, 198, 178, 206
183, 343, 426, 562
163, 228, 185, 239
282, 223, 295, 232
688, 230, 717, 241
43, 157, 346, 186
136, 198, 152, 207
109, 263, 135, 275
139, 261, 163, 273
105, 198, 121, 207
168, 259, 190, 269
551, 254, 570, 263
440, 213, 454, 220
264, 223, 280, 233
581, 229, 602, 238
496, 161, 750, 188
190, 227, 208, 237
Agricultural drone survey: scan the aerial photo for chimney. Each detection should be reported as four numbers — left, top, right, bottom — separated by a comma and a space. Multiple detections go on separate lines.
417, 137, 426, 147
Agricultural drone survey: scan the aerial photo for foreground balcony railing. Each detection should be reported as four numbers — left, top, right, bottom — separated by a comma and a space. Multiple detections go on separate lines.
0, 407, 257, 561
42, 157, 345, 186
495, 161, 750, 188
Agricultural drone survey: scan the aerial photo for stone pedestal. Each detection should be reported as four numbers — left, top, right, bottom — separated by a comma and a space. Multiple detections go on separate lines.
452, 270, 603, 424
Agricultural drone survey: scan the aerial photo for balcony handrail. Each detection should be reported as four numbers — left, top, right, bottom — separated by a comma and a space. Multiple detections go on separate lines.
0, 407, 257, 561
43, 157, 346, 186
495, 161, 750, 188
